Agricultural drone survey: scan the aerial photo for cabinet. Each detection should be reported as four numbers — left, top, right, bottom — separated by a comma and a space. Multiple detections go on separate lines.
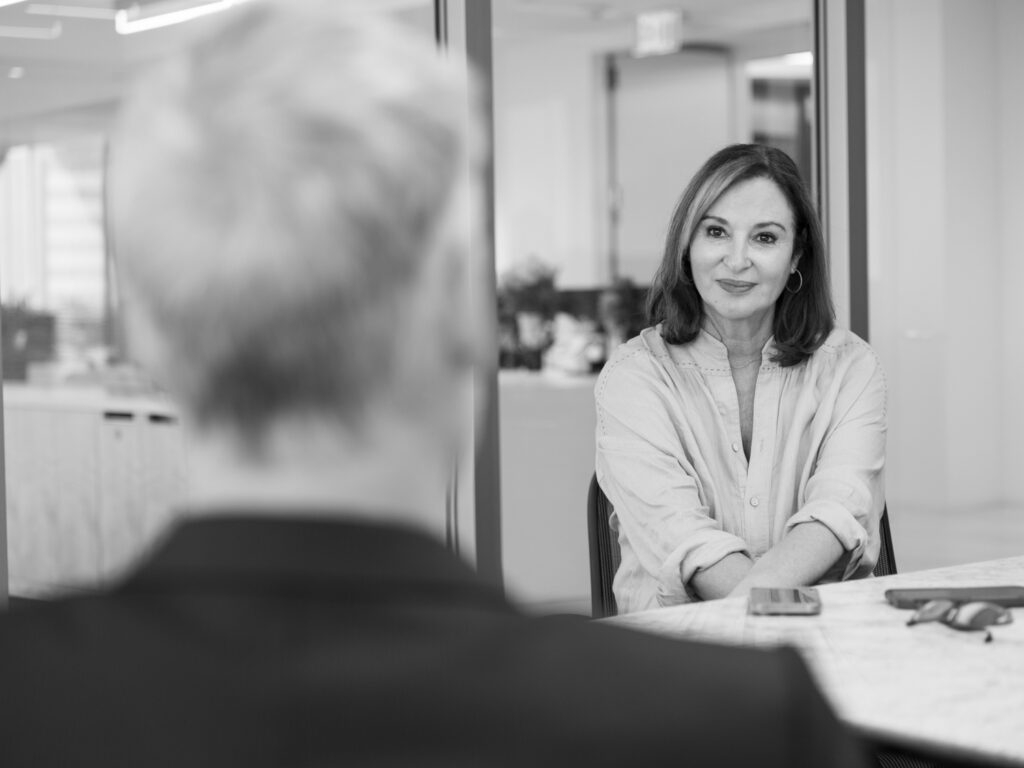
499, 371, 595, 613
4, 386, 186, 596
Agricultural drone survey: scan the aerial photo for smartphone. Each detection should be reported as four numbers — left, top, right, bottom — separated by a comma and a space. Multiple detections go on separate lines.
747, 587, 822, 616
884, 586, 1024, 609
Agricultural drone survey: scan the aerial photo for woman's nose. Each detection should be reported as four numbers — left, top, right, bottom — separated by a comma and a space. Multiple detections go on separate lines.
721, 239, 750, 272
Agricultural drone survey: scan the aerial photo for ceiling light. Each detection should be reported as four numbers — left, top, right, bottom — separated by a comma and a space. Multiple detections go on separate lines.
0, 0, 30, 8
0, 20, 60, 38
8, 65, 25, 78
783, 51, 814, 67
354, 0, 432, 9
26, 3, 116, 19
115, 0, 251, 35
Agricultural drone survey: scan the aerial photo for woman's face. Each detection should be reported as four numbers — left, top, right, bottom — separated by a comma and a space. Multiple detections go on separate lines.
688, 176, 799, 331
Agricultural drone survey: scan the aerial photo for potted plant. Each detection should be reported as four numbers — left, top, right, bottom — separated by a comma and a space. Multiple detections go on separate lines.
497, 258, 559, 370
1, 299, 56, 381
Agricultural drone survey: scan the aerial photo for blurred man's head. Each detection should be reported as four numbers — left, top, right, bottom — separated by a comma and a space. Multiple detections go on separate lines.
110, 0, 481, 477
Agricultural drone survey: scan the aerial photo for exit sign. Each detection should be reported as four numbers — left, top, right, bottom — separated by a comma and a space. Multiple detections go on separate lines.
634, 10, 684, 57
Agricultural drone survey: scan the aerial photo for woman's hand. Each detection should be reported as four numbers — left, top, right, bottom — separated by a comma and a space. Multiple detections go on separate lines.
725, 522, 845, 598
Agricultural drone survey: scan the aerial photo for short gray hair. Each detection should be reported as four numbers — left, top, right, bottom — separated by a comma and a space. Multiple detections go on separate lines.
111, 0, 474, 439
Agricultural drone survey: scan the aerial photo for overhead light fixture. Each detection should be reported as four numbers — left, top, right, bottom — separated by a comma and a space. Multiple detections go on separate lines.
26, 3, 117, 19
8, 65, 25, 78
0, 0, 30, 8
115, 0, 251, 35
783, 51, 814, 67
0, 20, 60, 38
352, 0, 432, 9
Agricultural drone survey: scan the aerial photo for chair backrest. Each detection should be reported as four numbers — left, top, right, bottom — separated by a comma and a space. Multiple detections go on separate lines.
587, 474, 621, 618
874, 505, 898, 577
588, 473, 898, 614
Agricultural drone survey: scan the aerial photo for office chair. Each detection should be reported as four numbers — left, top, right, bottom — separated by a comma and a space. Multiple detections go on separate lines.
587, 472, 898, 618
587, 473, 621, 618
874, 506, 898, 577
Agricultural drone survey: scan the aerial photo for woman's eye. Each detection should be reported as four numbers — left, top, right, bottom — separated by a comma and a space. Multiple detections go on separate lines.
755, 232, 778, 245
706, 225, 726, 238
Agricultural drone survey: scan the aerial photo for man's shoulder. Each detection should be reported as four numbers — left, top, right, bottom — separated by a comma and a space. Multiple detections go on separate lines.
521, 614, 807, 690
0, 596, 864, 768
478, 613, 811, 714
472, 614, 855, 765
0, 590, 811, 700
0, 594, 148, 663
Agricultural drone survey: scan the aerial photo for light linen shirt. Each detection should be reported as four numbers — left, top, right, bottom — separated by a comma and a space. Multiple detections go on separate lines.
595, 325, 886, 614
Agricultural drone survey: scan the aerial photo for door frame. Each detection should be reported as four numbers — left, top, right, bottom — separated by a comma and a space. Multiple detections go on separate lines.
814, 0, 869, 338
436, 0, 503, 590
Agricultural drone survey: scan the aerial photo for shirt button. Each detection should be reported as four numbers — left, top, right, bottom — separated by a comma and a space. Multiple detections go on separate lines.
731, 442, 740, 453
717, 403, 727, 415
749, 496, 760, 508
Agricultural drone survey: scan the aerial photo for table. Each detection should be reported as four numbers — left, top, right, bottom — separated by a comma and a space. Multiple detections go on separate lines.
608, 557, 1024, 766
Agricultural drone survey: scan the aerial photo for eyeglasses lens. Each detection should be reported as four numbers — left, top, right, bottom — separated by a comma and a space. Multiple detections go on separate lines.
907, 599, 956, 626
907, 600, 1013, 642
945, 602, 1013, 630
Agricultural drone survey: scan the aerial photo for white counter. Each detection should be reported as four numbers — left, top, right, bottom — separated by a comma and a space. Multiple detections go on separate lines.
3, 384, 186, 596
498, 370, 596, 614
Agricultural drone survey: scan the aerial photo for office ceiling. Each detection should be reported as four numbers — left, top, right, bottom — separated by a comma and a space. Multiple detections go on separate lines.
0, 0, 810, 143
0, 0, 223, 142
493, 0, 811, 40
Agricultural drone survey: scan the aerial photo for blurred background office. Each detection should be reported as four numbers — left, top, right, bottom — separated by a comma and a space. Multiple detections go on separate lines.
0, 0, 1022, 615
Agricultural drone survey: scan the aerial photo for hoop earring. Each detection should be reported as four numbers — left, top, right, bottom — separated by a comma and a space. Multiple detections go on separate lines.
786, 269, 804, 295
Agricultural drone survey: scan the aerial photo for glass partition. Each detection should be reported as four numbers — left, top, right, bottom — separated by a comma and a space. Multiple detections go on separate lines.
491, 0, 816, 612
0, 0, 440, 600
865, 0, 1024, 571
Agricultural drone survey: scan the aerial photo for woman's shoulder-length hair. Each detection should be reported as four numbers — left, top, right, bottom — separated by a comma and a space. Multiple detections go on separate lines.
645, 143, 835, 367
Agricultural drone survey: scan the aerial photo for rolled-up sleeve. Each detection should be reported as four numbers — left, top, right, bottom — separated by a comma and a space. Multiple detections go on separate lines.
596, 350, 750, 604
784, 349, 887, 579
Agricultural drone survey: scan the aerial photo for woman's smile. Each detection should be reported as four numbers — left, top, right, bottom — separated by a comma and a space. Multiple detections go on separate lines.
716, 279, 757, 294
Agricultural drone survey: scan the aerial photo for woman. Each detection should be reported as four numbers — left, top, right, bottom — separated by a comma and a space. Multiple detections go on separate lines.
595, 144, 885, 614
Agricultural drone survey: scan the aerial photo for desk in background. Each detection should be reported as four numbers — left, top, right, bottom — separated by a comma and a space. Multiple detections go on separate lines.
609, 557, 1024, 765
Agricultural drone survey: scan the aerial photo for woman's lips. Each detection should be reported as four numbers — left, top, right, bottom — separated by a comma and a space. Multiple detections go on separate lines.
717, 279, 757, 294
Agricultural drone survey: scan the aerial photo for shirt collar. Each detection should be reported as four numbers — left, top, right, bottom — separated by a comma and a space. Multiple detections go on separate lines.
120, 514, 510, 610
650, 324, 779, 368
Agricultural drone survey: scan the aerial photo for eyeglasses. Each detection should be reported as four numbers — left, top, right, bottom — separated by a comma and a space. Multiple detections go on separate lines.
907, 600, 1014, 642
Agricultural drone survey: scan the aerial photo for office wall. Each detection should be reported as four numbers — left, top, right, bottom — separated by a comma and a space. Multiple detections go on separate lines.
493, 25, 811, 290
613, 49, 734, 284
492, 29, 627, 288
866, 0, 1024, 510
997, 0, 1024, 502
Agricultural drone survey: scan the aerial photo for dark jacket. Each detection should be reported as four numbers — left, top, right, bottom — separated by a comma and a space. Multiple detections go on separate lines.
0, 515, 868, 767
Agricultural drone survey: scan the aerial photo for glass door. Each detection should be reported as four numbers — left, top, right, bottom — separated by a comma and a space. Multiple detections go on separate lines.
490, 0, 817, 613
